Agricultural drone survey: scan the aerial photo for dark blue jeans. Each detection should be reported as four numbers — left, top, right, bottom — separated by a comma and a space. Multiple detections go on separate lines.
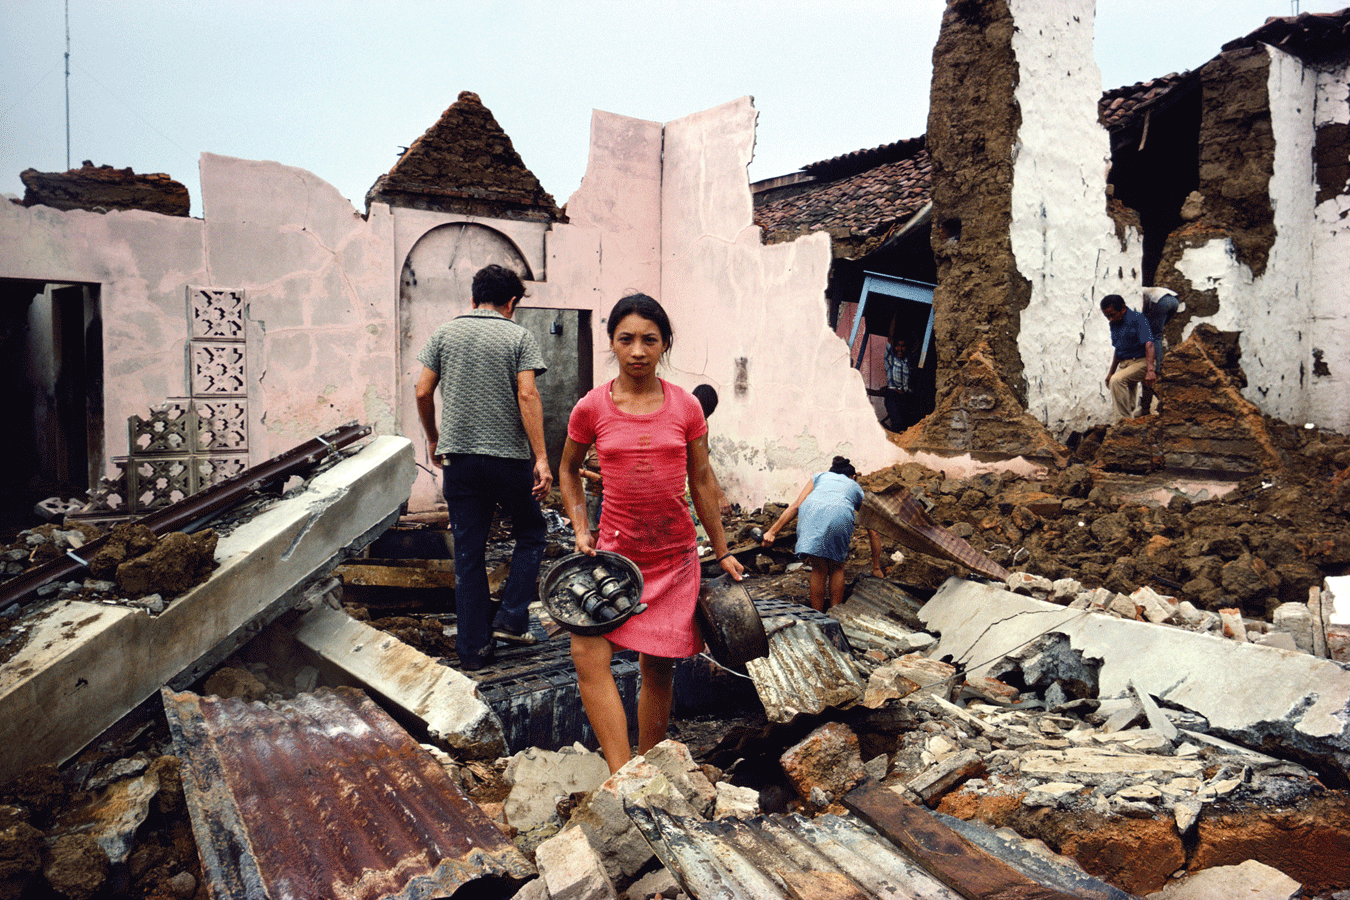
442, 454, 547, 661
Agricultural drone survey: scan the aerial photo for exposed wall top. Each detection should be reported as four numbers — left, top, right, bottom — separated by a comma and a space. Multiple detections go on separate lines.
365, 91, 561, 223
19, 162, 190, 216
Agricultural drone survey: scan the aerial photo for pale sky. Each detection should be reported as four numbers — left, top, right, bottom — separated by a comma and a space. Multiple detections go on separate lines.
1, 1, 1338, 216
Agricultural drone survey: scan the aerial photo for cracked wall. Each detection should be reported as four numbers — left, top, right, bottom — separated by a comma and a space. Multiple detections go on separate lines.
934, 0, 1348, 437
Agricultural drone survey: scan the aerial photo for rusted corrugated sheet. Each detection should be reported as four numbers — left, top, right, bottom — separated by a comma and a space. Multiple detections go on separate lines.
745, 616, 866, 722
163, 686, 534, 900
858, 491, 1011, 582
626, 802, 964, 899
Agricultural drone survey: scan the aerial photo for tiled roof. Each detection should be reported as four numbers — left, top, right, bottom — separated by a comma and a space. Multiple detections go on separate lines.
754, 142, 931, 251
1097, 72, 1192, 130
1222, 7, 1350, 63
366, 91, 560, 221
755, 8, 1349, 250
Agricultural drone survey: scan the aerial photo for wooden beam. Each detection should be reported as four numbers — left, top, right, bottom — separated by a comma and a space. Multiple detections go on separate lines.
842, 781, 1094, 900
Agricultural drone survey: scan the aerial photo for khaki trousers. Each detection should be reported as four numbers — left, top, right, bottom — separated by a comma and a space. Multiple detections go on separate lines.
1109, 357, 1148, 420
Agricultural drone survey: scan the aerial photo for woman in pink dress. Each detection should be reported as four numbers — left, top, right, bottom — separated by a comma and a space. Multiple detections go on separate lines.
559, 293, 744, 773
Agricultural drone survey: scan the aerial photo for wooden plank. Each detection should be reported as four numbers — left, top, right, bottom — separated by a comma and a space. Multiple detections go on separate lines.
842, 782, 1086, 900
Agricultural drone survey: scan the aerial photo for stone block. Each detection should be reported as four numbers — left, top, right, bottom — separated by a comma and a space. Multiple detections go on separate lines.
1007, 572, 1053, 597
1255, 631, 1300, 652
1271, 602, 1314, 654
1050, 578, 1083, 603
504, 743, 611, 834
1145, 859, 1299, 899
907, 748, 984, 804
780, 722, 865, 804
640, 740, 717, 818
1107, 593, 1140, 620
535, 827, 617, 900
1219, 608, 1249, 642
713, 782, 760, 819
862, 655, 955, 708
566, 744, 708, 884
1131, 587, 1178, 624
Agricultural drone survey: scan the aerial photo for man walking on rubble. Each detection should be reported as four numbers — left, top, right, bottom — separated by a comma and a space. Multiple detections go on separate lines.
1139, 286, 1181, 415
414, 264, 551, 671
1101, 293, 1155, 420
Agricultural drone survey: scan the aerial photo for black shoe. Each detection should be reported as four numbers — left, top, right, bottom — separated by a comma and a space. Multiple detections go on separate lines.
459, 645, 495, 672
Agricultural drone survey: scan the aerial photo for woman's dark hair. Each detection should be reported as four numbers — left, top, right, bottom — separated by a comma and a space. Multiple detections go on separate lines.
829, 455, 856, 478
692, 384, 718, 419
607, 293, 673, 350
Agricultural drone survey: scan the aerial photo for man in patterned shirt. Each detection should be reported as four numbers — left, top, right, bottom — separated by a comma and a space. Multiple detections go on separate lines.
414, 264, 551, 671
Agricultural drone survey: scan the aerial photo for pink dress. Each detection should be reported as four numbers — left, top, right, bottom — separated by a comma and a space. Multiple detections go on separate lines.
567, 379, 707, 657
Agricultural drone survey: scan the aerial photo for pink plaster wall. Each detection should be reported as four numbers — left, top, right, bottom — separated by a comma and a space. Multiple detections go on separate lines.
0, 97, 1036, 517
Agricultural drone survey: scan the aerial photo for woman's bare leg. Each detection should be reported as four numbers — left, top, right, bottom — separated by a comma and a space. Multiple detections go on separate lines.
636, 653, 676, 755
807, 557, 828, 611
827, 561, 846, 610
572, 633, 630, 773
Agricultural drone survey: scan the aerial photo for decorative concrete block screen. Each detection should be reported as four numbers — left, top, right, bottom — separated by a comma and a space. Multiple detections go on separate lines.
80, 288, 251, 517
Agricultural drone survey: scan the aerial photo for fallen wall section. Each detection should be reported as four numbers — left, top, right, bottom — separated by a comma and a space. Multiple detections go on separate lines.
0, 435, 415, 783
920, 577, 1350, 783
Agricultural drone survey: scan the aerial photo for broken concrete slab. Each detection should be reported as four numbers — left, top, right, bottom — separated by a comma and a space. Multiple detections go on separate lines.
503, 744, 610, 837
0, 435, 415, 783
1143, 859, 1300, 899
920, 577, 1350, 783
565, 740, 715, 885
534, 826, 618, 900
289, 602, 506, 758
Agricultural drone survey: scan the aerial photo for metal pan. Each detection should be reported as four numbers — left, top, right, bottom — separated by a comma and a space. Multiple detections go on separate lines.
695, 574, 769, 673
540, 551, 645, 636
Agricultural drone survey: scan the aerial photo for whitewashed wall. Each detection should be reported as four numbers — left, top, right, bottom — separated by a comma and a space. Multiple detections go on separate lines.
1007, 2, 1348, 437
1010, 0, 1142, 435
659, 99, 902, 506
1174, 49, 1318, 427
1310, 62, 1350, 430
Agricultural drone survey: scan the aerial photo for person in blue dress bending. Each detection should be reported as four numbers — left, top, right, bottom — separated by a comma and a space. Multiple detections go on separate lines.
761, 456, 866, 612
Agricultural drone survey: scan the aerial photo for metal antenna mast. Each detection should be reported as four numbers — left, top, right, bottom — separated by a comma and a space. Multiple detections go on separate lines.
64, 0, 71, 169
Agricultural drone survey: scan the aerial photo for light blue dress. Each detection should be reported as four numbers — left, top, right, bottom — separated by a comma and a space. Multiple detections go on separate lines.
794, 472, 864, 563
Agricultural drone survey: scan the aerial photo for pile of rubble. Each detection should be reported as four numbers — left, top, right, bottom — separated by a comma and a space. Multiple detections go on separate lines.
2, 418, 1349, 899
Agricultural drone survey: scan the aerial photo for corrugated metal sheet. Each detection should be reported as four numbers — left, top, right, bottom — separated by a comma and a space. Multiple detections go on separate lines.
163, 686, 534, 900
625, 802, 963, 900
859, 491, 1011, 582
833, 580, 929, 654
746, 616, 866, 722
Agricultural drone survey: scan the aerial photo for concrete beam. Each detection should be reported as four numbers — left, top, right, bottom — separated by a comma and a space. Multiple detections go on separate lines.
290, 603, 506, 758
919, 577, 1350, 783
0, 436, 415, 783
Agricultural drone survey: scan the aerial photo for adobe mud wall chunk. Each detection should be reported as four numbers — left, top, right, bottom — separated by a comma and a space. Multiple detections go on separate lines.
927, 0, 1032, 406
20, 162, 190, 217
1156, 47, 1276, 290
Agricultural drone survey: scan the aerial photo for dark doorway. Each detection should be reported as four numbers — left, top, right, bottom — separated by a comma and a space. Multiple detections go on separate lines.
0, 279, 103, 530
513, 307, 593, 475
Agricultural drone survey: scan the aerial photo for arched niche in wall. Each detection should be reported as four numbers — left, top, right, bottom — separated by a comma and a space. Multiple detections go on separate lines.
398, 222, 533, 508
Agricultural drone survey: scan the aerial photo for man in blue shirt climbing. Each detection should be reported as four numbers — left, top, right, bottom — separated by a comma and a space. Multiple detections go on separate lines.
1101, 293, 1155, 421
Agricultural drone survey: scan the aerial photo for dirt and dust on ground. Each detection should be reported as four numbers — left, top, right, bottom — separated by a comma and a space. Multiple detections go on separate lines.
1, 398, 1348, 898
